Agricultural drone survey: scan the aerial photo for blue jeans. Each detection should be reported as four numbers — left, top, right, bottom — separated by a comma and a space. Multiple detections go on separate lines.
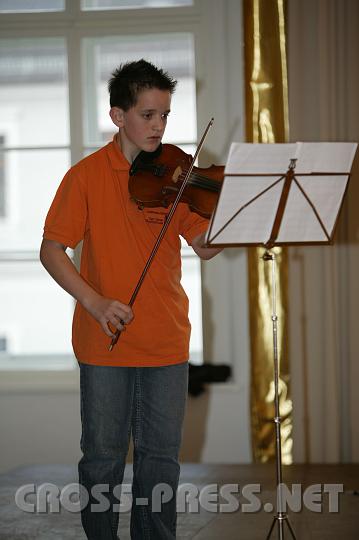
78, 361, 189, 540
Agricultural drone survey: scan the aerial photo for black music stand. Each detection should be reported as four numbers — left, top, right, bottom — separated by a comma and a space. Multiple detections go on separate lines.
205, 141, 358, 540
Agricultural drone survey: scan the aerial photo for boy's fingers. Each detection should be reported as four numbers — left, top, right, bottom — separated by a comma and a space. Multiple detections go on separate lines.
115, 312, 132, 325
101, 320, 115, 338
125, 308, 134, 322
111, 315, 126, 331
113, 302, 133, 322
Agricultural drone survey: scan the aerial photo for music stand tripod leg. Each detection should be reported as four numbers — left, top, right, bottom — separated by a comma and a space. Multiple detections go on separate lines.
266, 514, 296, 540
262, 250, 296, 540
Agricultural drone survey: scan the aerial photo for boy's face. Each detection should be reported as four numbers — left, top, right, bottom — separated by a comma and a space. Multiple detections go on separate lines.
111, 87, 171, 161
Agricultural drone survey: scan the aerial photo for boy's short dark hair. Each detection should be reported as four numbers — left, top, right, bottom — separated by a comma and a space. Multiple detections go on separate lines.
108, 59, 177, 111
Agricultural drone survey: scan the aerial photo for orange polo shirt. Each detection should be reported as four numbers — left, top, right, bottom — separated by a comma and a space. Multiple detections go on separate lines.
43, 138, 209, 366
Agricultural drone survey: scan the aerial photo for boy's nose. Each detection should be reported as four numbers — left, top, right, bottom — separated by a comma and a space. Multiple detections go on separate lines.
152, 115, 165, 132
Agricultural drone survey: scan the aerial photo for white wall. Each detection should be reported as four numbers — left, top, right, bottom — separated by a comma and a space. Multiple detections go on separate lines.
0, 379, 81, 473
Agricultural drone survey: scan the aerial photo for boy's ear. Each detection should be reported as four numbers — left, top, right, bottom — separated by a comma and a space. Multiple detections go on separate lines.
109, 107, 125, 128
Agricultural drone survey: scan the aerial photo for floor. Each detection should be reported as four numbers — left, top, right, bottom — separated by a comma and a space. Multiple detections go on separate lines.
0, 463, 358, 539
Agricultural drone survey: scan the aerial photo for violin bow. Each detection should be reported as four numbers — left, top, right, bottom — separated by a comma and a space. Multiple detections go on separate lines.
109, 117, 214, 352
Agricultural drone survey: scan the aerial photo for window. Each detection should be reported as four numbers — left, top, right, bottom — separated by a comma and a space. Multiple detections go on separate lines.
81, 0, 192, 10
0, 336, 7, 353
82, 33, 196, 153
0, 0, 65, 12
0, 37, 72, 365
0, 0, 203, 368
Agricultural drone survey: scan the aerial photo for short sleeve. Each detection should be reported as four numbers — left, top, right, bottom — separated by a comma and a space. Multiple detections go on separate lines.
43, 168, 88, 249
178, 204, 210, 245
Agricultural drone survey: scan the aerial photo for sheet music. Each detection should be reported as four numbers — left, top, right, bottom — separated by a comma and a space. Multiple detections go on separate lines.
225, 142, 357, 175
206, 141, 358, 246
225, 143, 297, 175
295, 142, 358, 174
207, 176, 284, 244
276, 175, 348, 243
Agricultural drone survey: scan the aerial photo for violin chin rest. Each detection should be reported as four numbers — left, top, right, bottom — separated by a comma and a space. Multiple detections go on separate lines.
130, 143, 163, 175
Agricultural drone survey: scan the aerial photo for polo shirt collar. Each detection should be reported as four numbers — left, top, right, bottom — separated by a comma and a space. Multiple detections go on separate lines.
107, 135, 130, 171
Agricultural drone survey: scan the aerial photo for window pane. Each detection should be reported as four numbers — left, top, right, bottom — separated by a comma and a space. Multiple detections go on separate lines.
82, 33, 196, 147
0, 148, 73, 359
0, 38, 69, 147
0, 149, 70, 251
82, 0, 192, 10
0, 0, 64, 12
181, 253, 203, 365
0, 260, 73, 357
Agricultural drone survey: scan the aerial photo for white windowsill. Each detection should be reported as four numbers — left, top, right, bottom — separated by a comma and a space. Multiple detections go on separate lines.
0, 371, 238, 394
0, 354, 238, 394
0, 354, 79, 393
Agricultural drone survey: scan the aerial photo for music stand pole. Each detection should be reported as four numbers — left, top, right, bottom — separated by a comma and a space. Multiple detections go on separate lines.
263, 250, 296, 540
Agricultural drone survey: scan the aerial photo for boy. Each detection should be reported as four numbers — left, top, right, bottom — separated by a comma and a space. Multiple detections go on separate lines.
40, 59, 221, 539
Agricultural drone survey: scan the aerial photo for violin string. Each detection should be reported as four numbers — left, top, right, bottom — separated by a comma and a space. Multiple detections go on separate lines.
178, 170, 220, 191
180, 169, 220, 185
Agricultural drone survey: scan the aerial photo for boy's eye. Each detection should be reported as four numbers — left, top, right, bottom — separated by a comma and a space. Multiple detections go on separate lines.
142, 112, 170, 121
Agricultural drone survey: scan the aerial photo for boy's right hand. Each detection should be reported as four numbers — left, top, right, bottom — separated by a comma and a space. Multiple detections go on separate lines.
84, 296, 134, 338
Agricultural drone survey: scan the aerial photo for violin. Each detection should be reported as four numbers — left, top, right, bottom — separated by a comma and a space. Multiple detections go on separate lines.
128, 143, 224, 219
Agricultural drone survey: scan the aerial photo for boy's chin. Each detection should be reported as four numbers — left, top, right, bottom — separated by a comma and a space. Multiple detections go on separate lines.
142, 140, 161, 152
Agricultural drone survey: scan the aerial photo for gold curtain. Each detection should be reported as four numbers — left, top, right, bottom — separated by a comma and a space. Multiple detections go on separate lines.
243, 0, 292, 463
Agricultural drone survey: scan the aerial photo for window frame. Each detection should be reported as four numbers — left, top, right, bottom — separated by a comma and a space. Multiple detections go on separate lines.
0, 0, 207, 372
0, 134, 6, 220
